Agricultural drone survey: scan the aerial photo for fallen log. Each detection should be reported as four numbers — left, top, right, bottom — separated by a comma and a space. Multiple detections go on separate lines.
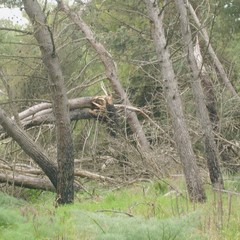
0, 164, 117, 191
0, 96, 116, 138
1, 95, 153, 139
0, 172, 54, 191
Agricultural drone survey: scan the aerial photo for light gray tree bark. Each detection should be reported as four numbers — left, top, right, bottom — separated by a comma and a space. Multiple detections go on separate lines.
144, 0, 206, 202
193, 36, 219, 127
23, 0, 74, 204
0, 172, 55, 191
174, 0, 223, 189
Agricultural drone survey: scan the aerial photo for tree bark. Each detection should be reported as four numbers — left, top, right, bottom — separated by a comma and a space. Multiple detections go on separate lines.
187, 2, 240, 101
144, 0, 206, 202
175, 0, 223, 189
0, 96, 148, 140
15, 97, 97, 124
23, 0, 74, 204
0, 167, 116, 191
0, 172, 55, 191
0, 108, 58, 188
57, 0, 150, 151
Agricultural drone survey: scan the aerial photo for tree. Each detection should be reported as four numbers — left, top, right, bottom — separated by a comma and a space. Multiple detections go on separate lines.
0, 107, 58, 188
174, 0, 223, 189
187, 2, 240, 101
23, 0, 74, 204
57, 0, 150, 151
144, 0, 206, 202
0, 1, 151, 200
0, 0, 239, 201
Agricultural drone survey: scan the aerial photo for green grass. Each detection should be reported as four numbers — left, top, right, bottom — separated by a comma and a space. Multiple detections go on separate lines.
1, 178, 240, 239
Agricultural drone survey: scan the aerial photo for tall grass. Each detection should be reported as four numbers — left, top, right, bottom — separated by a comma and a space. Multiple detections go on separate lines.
1, 177, 240, 239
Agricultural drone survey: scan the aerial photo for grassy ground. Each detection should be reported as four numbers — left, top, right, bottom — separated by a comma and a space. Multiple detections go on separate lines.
1, 176, 240, 240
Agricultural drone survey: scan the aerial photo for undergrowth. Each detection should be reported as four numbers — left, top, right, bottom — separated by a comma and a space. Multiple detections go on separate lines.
1, 176, 240, 239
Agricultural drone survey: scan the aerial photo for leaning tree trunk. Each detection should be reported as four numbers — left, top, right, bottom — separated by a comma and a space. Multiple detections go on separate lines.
144, 0, 206, 202
193, 37, 232, 164
193, 37, 218, 127
0, 108, 58, 188
23, 0, 74, 204
57, 0, 150, 151
175, 0, 223, 189
187, 2, 240, 101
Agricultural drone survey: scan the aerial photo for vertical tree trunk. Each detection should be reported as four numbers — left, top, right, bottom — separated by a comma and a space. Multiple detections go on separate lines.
58, 1, 150, 151
144, 0, 206, 202
174, 0, 223, 189
23, 0, 74, 204
187, 2, 240, 101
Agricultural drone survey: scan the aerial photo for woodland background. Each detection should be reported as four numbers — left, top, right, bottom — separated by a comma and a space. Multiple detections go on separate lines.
0, 0, 239, 204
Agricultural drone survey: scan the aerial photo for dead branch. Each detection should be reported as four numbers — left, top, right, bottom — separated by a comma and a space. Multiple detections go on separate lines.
213, 188, 240, 196
0, 95, 157, 140
0, 160, 117, 191
0, 172, 54, 191
75, 169, 116, 183
0, 27, 32, 35
95, 209, 134, 217
0, 96, 117, 138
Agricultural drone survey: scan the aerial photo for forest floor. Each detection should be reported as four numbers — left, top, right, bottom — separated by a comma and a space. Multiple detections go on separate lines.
1, 175, 240, 240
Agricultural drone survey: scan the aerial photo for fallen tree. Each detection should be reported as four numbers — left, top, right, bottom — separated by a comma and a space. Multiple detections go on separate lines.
0, 94, 153, 139
0, 91, 153, 193
0, 95, 117, 138
0, 161, 117, 191
0, 172, 55, 191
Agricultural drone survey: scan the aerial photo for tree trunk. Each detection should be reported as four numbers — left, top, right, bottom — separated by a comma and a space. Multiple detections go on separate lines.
57, 1, 150, 151
0, 108, 58, 188
193, 36, 219, 126
187, 2, 240, 101
193, 37, 232, 164
23, 0, 74, 204
144, 0, 206, 202
175, 0, 223, 189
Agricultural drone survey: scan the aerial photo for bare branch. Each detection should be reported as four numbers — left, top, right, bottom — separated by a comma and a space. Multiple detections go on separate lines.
0, 27, 32, 35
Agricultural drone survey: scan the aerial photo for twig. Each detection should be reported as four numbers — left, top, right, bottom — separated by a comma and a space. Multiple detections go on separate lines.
116, 104, 165, 133
213, 188, 240, 196
214, 133, 240, 150
0, 27, 32, 35
96, 209, 134, 217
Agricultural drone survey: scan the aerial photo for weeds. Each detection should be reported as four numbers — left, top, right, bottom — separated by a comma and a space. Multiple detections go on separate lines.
0, 177, 240, 239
